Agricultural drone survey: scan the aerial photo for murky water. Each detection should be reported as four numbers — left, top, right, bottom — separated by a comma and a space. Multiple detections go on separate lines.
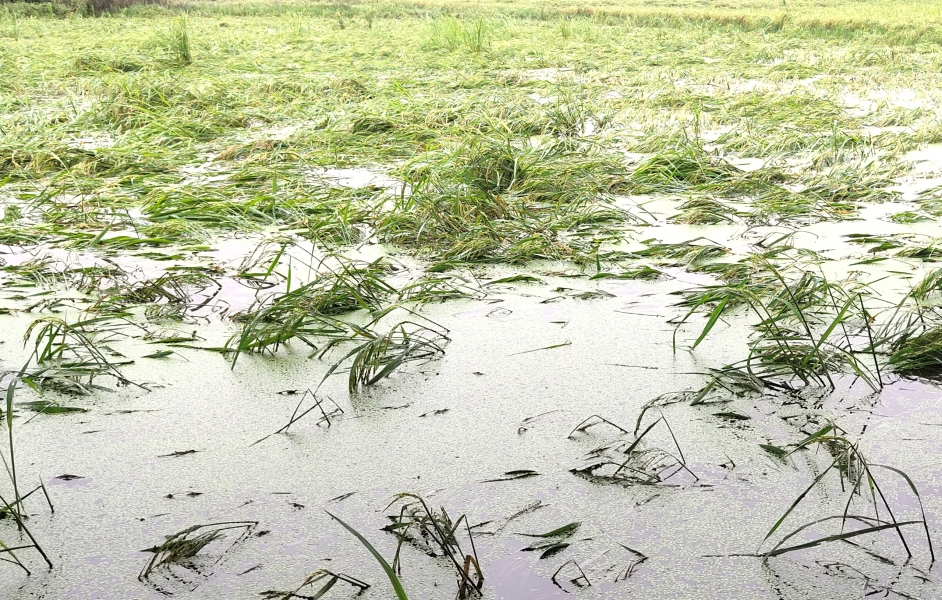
1, 201, 941, 597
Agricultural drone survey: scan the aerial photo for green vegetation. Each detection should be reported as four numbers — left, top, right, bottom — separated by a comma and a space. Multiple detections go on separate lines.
1, 0, 942, 593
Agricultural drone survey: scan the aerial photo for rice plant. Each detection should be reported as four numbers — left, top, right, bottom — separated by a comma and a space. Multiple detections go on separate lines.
261, 570, 369, 599
97, 272, 221, 320
885, 328, 942, 376
139, 521, 258, 590
0, 376, 55, 574
21, 316, 137, 394
167, 17, 192, 66
427, 17, 489, 53
570, 415, 697, 486
635, 237, 729, 266
669, 196, 742, 225
316, 311, 450, 394
628, 147, 744, 193
760, 424, 933, 561
858, 269, 942, 377
227, 257, 396, 364
378, 133, 637, 264
396, 273, 486, 305
382, 493, 483, 598
672, 260, 881, 391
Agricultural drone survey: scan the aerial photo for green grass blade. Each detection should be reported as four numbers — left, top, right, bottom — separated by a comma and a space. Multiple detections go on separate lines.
763, 453, 842, 543
871, 463, 935, 561
767, 518, 921, 557
326, 511, 409, 600
692, 296, 729, 349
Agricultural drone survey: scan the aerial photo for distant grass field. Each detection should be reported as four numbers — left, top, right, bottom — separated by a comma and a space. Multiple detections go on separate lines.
0, 0, 940, 274
2, 0, 941, 278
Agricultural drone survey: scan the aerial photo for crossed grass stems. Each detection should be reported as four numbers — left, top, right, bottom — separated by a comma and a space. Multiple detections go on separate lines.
327, 493, 484, 600
649, 254, 942, 559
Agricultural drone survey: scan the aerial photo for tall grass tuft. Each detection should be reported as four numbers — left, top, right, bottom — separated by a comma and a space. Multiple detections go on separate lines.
168, 17, 192, 66
428, 17, 489, 53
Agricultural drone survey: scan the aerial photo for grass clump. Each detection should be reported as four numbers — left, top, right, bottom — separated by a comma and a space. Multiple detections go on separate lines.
885, 329, 942, 376
165, 17, 191, 66
674, 260, 881, 391
93, 78, 249, 140
228, 257, 395, 362
378, 134, 635, 264
873, 270, 942, 377
382, 493, 483, 598
0, 144, 111, 179
21, 315, 137, 394
97, 271, 221, 320
758, 424, 933, 561
635, 237, 729, 267
629, 147, 744, 193
397, 273, 485, 304
319, 314, 450, 393
669, 196, 741, 224
570, 415, 696, 486
139, 521, 258, 591
427, 17, 490, 53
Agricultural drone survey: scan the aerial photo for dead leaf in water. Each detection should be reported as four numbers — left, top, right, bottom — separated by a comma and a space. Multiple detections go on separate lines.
159, 449, 198, 458
481, 470, 540, 483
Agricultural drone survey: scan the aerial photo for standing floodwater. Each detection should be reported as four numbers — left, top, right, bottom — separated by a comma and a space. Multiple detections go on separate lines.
1, 1, 942, 598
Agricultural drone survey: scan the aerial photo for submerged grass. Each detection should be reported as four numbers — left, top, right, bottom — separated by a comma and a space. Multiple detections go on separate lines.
673, 259, 882, 390
760, 424, 933, 561
22, 315, 138, 394
227, 257, 395, 363
139, 521, 258, 589
378, 133, 637, 264
382, 493, 483, 598
3, 0, 942, 589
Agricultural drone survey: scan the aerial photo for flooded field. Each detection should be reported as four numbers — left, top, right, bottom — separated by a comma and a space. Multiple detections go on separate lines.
2, 0, 942, 598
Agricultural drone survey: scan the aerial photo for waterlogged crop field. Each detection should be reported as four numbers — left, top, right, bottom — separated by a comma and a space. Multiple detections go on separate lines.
3, 1, 942, 598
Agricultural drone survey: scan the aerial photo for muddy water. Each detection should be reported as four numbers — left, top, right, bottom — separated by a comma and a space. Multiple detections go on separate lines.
0, 275, 938, 597
2, 170, 942, 598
